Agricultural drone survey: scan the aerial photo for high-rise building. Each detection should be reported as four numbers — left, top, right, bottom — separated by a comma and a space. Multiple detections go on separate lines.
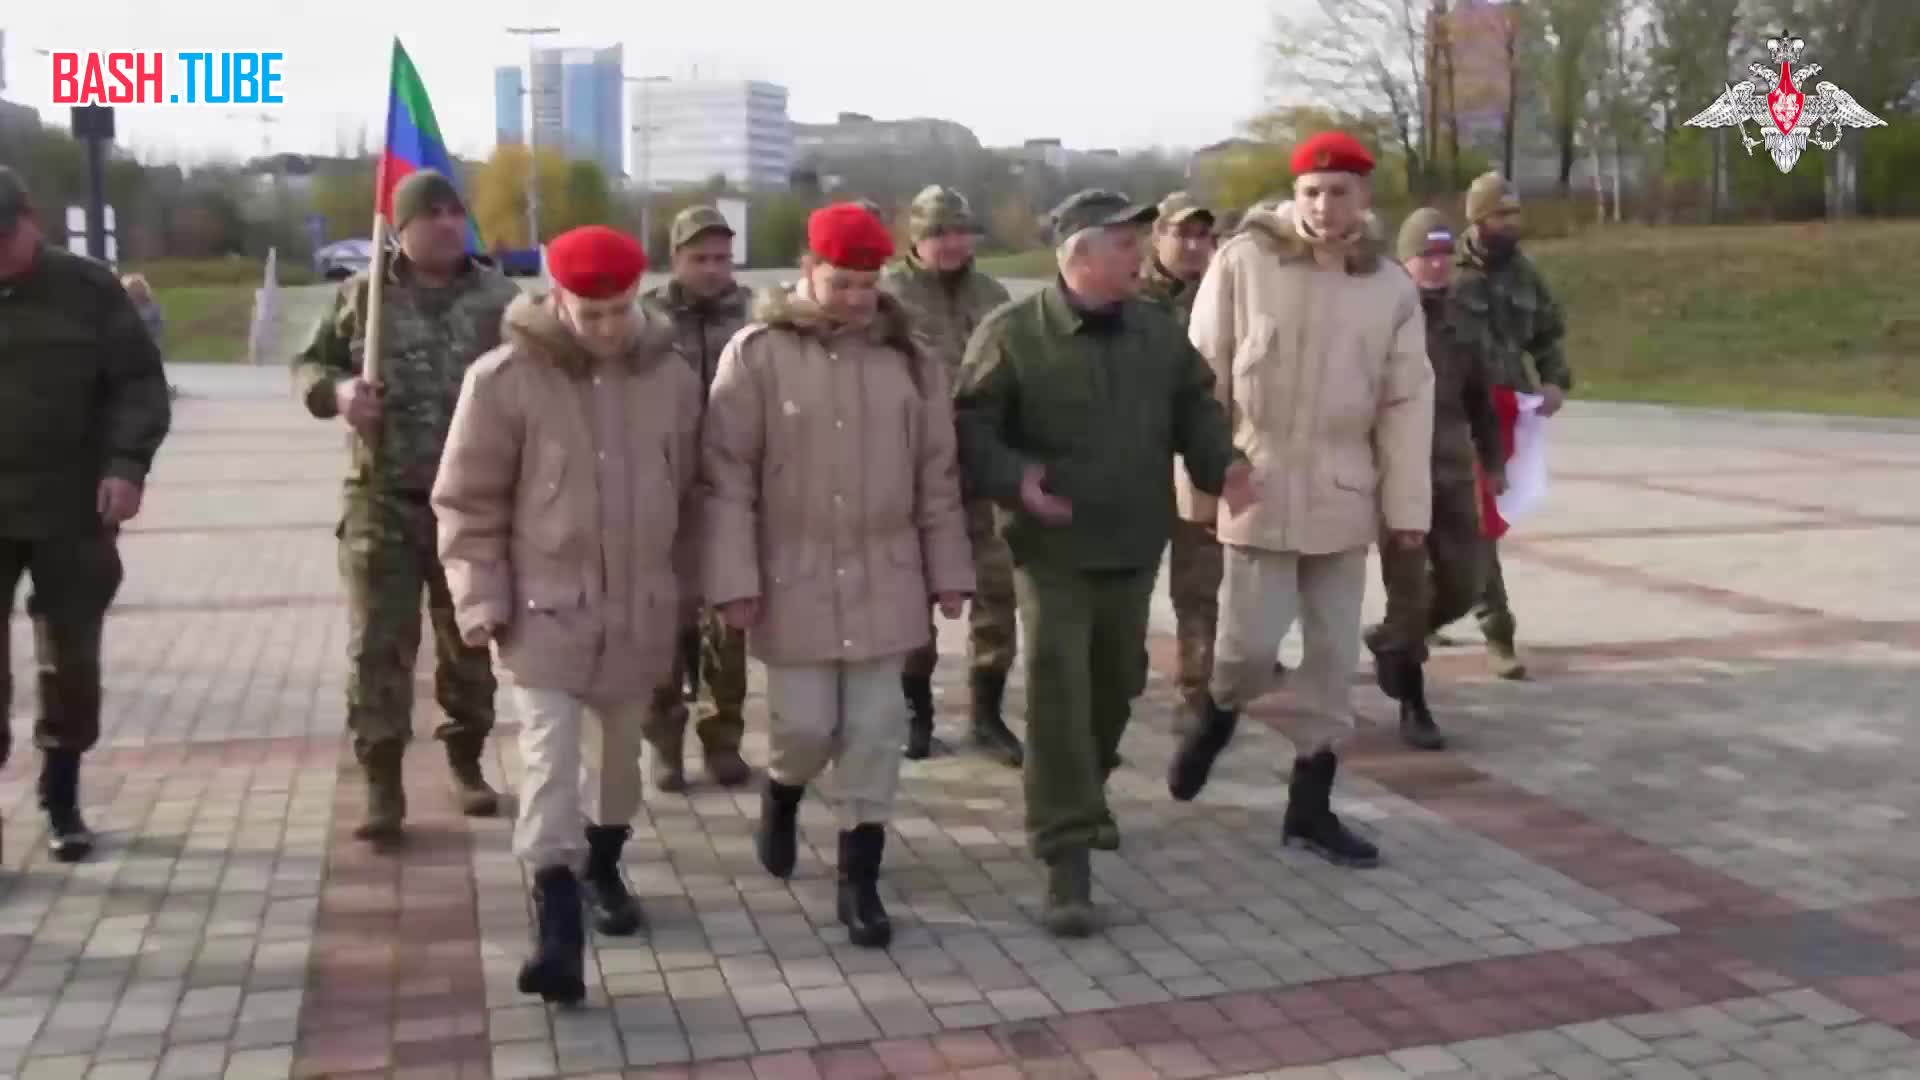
630, 79, 792, 191
493, 44, 625, 180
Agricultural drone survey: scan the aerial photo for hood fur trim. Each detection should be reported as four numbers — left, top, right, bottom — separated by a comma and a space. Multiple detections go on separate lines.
749, 284, 932, 394
501, 292, 680, 378
1236, 201, 1387, 276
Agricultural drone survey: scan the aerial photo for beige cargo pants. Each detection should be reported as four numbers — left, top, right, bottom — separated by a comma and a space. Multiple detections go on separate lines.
765, 654, 908, 826
1210, 545, 1370, 750
512, 687, 647, 869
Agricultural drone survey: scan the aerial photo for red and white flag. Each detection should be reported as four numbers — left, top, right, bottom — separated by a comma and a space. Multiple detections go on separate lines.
1474, 387, 1549, 539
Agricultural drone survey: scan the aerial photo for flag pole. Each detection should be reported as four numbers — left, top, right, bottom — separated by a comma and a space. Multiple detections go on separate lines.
364, 213, 389, 386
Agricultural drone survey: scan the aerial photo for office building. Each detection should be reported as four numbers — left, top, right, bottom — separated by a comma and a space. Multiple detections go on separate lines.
493, 44, 625, 180
630, 79, 791, 191
792, 112, 980, 158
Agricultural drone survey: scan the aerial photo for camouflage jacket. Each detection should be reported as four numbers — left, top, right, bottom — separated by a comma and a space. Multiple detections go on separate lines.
878, 253, 1011, 376
0, 245, 173, 539
1451, 229, 1572, 392
293, 252, 521, 493
1137, 257, 1200, 329
640, 279, 752, 392
1420, 291, 1504, 481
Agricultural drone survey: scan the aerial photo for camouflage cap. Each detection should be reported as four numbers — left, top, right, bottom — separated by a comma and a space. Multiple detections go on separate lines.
391, 169, 463, 230
907, 184, 984, 241
1049, 188, 1156, 246
1396, 207, 1457, 261
670, 204, 733, 250
1465, 171, 1521, 224
1154, 191, 1214, 230
0, 166, 30, 229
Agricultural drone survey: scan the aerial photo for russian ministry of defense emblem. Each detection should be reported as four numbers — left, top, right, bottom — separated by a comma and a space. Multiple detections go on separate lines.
1683, 33, 1886, 175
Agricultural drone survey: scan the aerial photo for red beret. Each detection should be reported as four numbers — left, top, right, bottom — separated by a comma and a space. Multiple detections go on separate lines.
1290, 131, 1376, 178
546, 225, 647, 299
806, 202, 894, 271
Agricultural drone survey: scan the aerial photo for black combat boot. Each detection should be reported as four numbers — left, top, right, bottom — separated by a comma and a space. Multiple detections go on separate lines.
836, 824, 893, 948
518, 866, 586, 1005
1281, 750, 1380, 868
353, 742, 406, 850
1042, 848, 1095, 938
39, 750, 94, 863
967, 670, 1023, 768
1167, 695, 1238, 802
582, 825, 645, 936
901, 672, 937, 760
756, 780, 805, 879
1397, 663, 1445, 751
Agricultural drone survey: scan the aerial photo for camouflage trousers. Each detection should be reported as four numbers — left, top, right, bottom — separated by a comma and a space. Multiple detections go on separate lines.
338, 486, 496, 764
1, 530, 123, 766
904, 499, 1016, 681
1473, 540, 1516, 645
1365, 469, 1485, 663
1165, 518, 1223, 711
644, 609, 747, 754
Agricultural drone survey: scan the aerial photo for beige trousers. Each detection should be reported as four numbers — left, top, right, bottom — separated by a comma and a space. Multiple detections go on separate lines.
512, 686, 646, 869
765, 654, 907, 826
1210, 545, 1370, 750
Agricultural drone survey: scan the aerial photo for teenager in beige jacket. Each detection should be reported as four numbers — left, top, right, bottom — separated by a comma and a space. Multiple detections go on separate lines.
1167, 133, 1435, 870
703, 203, 974, 948
435, 226, 701, 1004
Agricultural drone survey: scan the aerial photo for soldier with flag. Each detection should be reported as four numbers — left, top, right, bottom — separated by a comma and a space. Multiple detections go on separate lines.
1364, 209, 1506, 750
1445, 172, 1573, 680
293, 169, 521, 849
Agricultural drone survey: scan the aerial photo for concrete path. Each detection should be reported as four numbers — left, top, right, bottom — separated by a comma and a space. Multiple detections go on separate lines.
2, 364, 1917, 1079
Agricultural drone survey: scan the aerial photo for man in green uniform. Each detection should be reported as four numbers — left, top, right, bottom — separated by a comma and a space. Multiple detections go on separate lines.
879, 185, 1022, 767
1447, 173, 1572, 680
1137, 191, 1224, 726
0, 166, 172, 862
1364, 209, 1505, 750
639, 206, 754, 793
954, 189, 1254, 936
293, 170, 520, 848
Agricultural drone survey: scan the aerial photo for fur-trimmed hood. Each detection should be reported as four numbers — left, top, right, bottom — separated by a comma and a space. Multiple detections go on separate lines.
500, 291, 682, 378
1235, 200, 1388, 277
749, 282, 923, 357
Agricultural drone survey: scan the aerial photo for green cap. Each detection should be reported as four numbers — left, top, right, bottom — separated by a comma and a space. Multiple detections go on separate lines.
0, 166, 30, 229
670, 205, 733, 250
1396, 207, 1457, 261
1155, 191, 1214, 229
391, 169, 463, 230
1048, 188, 1156, 245
907, 184, 983, 241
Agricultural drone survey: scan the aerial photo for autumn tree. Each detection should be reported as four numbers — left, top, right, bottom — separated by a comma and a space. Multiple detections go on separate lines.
470, 144, 602, 248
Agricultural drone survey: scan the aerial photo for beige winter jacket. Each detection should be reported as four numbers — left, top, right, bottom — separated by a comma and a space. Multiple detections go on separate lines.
432, 294, 703, 701
1188, 202, 1434, 554
701, 283, 974, 667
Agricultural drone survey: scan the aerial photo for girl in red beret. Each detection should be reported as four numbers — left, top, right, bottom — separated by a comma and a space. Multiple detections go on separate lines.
434, 224, 705, 1003
701, 203, 974, 948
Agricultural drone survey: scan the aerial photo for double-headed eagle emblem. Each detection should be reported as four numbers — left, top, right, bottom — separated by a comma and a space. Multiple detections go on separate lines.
1684, 33, 1886, 174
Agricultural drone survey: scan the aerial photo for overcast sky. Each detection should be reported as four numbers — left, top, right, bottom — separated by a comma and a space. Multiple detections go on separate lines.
4, 0, 1279, 167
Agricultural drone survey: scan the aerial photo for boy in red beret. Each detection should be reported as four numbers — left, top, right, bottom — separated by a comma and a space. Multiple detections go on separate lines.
702, 202, 974, 948
434, 224, 704, 1003
1170, 132, 1436, 870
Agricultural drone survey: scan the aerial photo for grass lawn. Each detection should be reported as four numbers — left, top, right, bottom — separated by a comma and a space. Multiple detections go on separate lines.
985, 220, 1920, 419
155, 284, 262, 364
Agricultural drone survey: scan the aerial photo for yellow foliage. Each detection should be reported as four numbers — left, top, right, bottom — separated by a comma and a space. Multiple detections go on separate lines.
470, 145, 579, 249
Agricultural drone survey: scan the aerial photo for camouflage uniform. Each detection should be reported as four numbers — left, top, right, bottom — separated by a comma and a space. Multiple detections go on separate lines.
639, 252, 754, 788
1137, 193, 1220, 719
877, 185, 1019, 765
1363, 208, 1505, 748
1, 181, 172, 861
1449, 174, 1572, 676
293, 245, 520, 836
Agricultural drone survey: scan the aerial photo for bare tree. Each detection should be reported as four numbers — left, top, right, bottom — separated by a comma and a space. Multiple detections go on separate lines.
1270, 0, 1438, 194
1543, 0, 1610, 192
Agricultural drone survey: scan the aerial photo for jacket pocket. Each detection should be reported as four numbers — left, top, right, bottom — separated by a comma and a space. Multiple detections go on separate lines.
1330, 456, 1380, 495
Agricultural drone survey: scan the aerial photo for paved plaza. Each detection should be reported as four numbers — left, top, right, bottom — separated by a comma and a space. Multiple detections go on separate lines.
3, 361, 1918, 1079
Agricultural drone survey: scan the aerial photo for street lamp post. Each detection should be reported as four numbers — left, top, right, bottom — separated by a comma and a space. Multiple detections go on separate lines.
625, 75, 665, 254
506, 25, 559, 249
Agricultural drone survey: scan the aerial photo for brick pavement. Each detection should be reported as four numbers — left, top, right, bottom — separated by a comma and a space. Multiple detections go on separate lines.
2, 364, 1916, 1079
